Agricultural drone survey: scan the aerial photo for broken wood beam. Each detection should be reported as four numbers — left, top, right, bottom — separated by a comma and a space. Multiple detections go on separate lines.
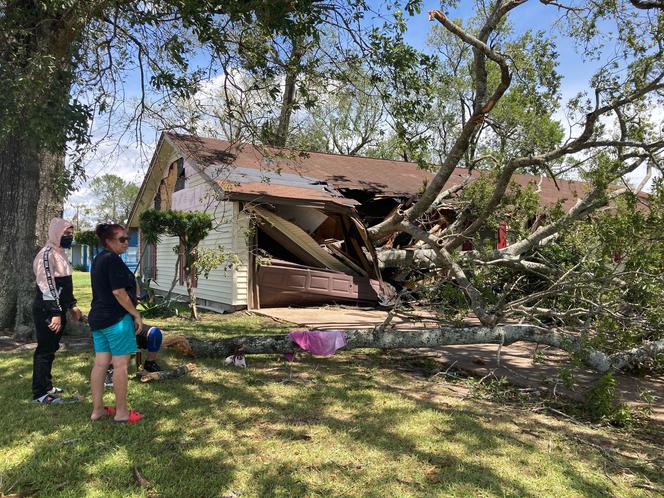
135, 363, 197, 382
326, 243, 367, 276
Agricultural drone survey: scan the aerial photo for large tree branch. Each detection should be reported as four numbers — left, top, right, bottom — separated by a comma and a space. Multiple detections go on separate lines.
443, 161, 519, 251
506, 157, 646, 257
399, 220, 496, 325
369, 6, 518, 241
447, 77, 664, 252
170, 326, 664, 373
533, 74, 664, 165
629, 0, 664, 9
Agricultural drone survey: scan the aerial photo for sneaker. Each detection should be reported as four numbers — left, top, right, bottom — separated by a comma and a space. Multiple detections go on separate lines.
33, 394, 64, 404
143, 361, 162, 373
47, 386, 64, 394
104, 369, 114, 388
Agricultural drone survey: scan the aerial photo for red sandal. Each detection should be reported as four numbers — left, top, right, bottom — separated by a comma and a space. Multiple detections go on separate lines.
113, 410, 143, 424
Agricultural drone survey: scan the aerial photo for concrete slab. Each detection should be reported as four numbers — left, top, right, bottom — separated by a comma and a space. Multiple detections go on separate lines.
407, 343, 664, 424
253, 306, 447, 329
250, 306, 663, 424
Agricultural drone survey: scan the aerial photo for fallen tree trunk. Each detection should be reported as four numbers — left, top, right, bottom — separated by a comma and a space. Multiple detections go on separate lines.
164, 325, 664, 374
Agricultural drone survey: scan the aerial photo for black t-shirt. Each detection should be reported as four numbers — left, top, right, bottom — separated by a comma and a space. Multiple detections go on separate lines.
88, 250, 137, 330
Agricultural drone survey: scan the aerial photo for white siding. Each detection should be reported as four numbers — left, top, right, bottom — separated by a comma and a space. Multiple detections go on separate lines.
151, 235, 183, 296
185, 159, 210, 188
232, 206, 250, 306
150, 200, 250, 309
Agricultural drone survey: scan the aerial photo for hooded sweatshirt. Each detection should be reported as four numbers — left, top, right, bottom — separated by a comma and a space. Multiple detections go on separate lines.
33, 218, 77, 316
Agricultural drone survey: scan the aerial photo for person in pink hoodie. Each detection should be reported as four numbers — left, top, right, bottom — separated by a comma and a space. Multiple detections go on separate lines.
32, 218, 82, 403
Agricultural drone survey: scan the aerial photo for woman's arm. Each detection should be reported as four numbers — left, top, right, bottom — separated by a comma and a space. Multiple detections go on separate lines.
112, 288, 143, 333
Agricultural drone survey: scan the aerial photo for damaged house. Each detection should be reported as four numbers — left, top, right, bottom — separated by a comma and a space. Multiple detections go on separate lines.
128, 132, 594, 312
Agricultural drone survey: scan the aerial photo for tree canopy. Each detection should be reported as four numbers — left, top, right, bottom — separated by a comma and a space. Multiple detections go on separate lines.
89, 174, 139, 225
1, 0, 663, 371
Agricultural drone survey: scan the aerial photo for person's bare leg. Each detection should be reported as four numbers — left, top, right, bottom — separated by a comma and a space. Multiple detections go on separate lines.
111, 354, 131, 420
90, 352, 112, 420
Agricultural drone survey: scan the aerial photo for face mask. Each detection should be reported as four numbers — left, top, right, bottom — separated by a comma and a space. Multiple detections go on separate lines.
60, 235, 74, 249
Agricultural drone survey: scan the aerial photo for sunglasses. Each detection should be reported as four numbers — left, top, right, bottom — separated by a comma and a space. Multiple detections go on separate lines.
115, 236, 129, 243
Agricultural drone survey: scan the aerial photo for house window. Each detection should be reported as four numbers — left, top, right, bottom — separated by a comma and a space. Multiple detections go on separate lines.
174, 158, 185, 192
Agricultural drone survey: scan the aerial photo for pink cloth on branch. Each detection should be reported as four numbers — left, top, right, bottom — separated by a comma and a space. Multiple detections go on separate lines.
288, 330, 347, 357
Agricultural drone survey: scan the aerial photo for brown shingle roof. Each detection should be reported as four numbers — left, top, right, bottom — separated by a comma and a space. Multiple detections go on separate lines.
165, 133, 629, 211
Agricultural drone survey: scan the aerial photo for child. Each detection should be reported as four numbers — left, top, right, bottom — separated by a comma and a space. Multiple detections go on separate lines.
104, 324, 163, 388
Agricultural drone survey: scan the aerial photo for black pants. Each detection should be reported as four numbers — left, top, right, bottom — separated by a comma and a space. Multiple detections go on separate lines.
31, 306, 66, 399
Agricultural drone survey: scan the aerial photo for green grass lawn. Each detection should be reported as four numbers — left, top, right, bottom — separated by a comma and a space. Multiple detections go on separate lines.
72, 271, 92, 315
0, 273, 661, 497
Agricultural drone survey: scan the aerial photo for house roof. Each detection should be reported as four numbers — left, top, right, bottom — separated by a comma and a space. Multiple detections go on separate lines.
167, 133, 431, 197
165, 132, 610, 211
220, 181, 359, 209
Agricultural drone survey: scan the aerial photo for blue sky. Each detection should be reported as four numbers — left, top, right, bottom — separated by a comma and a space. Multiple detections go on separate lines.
407, 1, 615, 99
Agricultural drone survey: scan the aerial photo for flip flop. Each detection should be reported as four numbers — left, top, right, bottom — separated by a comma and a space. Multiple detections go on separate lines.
113, 410, 143, 424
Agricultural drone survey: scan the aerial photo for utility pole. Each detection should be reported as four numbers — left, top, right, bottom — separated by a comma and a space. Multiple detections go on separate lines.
70, 203, 86, 231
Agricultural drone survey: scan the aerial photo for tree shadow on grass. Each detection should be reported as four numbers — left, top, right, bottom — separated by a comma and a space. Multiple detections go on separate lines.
0, 351, 238, 497
141, 355, 628, 497
1, 349, 659, 497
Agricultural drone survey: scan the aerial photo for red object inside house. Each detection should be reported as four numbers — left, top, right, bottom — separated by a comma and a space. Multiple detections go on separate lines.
497, 221, 508, 249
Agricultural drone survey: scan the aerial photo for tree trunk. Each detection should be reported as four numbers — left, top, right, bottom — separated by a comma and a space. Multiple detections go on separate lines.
0, 133, 41, 337
0, 3, 74, 338
186, 275, 199, 320
17, 151, 66, 332
271, 35, 304, 147
168, 325, 664, 373
0, 143, 65, 338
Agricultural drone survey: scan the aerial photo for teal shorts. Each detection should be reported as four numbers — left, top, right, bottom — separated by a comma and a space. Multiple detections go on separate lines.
92, 314, 137, 356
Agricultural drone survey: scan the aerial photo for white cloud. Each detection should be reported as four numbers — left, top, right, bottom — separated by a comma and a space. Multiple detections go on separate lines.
64, 124, 159, 222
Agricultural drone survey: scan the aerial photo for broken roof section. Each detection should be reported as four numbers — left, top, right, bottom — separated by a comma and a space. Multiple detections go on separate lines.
221, 180, 358, 212
247, 205, 353, 274
165, 132, 611, 211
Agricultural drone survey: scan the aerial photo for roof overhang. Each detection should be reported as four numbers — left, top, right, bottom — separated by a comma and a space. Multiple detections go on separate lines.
220, 181, 359, 214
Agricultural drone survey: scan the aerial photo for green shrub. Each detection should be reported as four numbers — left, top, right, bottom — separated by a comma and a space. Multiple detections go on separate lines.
585, 372, 633, 427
